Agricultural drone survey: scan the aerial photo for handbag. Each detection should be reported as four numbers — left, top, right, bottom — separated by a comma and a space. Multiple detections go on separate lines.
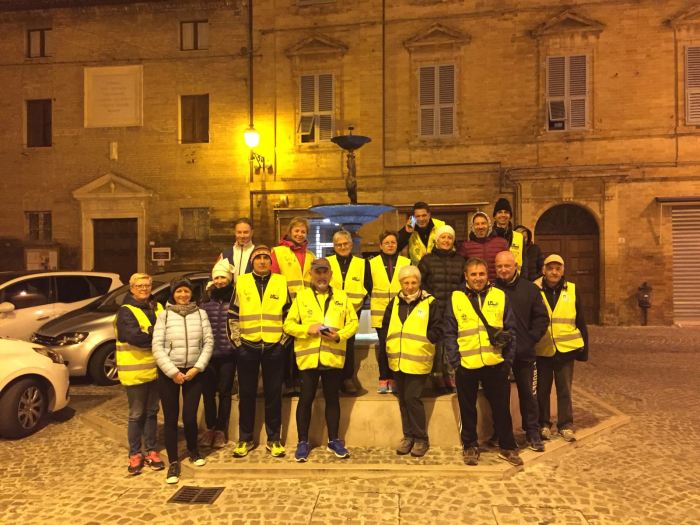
471, 299, 512, 349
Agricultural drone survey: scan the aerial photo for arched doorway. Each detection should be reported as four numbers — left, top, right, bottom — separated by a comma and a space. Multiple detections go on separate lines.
535, 204, 600, 324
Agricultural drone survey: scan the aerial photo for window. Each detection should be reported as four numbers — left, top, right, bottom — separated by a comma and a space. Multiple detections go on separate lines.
180, 207, 209, 240
685, 47, 700, 125
85, 276, 113, 296
28, 28, 52, 58
26, 211, 52, 242
546, 55, 588, 131
418, 64, 455, 137
180, 94, 209, 143
1, 277, 52, 310
26, 99, 52, 147
298, 73, 334, 143
56, 276, 93, 303
181, 21, 209, 51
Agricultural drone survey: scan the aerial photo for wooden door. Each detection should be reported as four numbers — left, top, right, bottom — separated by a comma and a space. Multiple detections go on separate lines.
93, 218, 137, 283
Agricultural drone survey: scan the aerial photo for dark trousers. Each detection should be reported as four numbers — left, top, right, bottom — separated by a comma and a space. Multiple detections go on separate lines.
375, 327, 393, 381
537, 355, 575, 431
283, 338, 299, 387
296, 368, 342, 442
237, 343, 285, 442
455, 363, 517, 450
342, 334, 356, 381
511, 360, 540, 441
202, 355, 236, 434
157, 368, 204, 463
394, 371, 428, 441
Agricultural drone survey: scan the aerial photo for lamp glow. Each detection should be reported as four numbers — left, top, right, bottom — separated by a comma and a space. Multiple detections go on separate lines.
244, 127, 260, 148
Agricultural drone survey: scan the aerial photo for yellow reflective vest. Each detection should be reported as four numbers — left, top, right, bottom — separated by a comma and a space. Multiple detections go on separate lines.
386, 295, 436, 374
328, 254, 367, 311
509, 230, 524, 269
272, 245, 314, 299
115, 302, 163, 386
236, 273, 288, 344
408, 218, 445, 265
451, 287, 506, 369
534, 280, 585, 357
369, 254, 410, 328
283, 287, 359, 370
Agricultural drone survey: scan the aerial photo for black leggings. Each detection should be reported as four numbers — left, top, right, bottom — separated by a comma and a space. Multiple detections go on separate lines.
158, 368, 204, 462
296, 368, 342, 442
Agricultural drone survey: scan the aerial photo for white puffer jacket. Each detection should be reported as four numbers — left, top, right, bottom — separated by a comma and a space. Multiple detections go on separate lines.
152, 305, 214, 378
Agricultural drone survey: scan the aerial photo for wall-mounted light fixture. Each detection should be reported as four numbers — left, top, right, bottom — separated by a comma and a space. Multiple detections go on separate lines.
244, 126, 272, 175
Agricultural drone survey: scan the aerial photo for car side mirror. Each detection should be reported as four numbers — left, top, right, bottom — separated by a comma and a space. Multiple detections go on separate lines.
0, 301, 15, 314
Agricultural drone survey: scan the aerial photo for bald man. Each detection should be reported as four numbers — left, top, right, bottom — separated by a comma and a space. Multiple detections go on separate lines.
493, 251, 549, 452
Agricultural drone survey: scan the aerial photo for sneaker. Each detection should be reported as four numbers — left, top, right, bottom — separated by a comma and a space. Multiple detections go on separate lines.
327, 438, 350, 459
411, 440, 429, 458
540, 426, 552, 441
165, 462, 180, 484
232, 441, 255, 458
387, 380, 397, 393
527, 439, 545, 453
498, 449, 524, 466
198, 429, 215, 448
396, 437, 414, 455
341, 378, 359, 396
560, 428, 577, 442
127, 453, 144, 475
463, 446, 480, 466
266, 441, 286, 457
189, 451, 206, 467
144, 450, 165, 471
486, 433, 499, 448
377, 380, 389, 394
212, 430, 227, 449
295, 441, 310, 462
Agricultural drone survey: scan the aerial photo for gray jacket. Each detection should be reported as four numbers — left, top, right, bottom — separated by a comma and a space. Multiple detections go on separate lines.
152, 305, 214, 378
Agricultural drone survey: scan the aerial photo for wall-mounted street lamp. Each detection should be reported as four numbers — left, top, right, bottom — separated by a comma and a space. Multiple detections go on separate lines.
244, 126, 271, 175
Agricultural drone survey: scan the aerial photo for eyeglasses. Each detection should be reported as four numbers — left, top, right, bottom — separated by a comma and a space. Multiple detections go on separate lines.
132, 284, 152, 290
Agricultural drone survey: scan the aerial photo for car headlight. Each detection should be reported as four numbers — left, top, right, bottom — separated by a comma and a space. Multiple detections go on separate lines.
55, 332, 89, 346
33, 346, 65, 364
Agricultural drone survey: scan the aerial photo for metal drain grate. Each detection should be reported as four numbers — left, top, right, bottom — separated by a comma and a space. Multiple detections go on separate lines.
167, 486, 224, 505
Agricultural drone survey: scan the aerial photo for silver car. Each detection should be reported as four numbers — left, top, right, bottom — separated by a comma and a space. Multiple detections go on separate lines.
31, 271, 210, 385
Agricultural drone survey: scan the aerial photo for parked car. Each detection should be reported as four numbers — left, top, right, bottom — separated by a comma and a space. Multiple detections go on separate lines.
31, 271, 210, 386
0, 338, 70, 438
0, 271, 122, 340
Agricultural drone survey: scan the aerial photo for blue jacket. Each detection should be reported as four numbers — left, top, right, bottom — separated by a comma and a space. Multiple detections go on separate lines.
200, 284, 235, 359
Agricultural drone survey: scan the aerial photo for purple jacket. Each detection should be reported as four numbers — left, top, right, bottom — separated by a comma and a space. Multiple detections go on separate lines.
199, 285, 235, 359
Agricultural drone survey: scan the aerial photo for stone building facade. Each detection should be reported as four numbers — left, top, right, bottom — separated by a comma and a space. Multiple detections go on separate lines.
1, 0, 700, 325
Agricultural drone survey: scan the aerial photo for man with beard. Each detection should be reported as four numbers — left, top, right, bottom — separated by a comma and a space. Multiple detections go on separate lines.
398, 201, 446, 265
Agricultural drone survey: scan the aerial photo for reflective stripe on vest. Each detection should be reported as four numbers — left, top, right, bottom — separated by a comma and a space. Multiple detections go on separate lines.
386, 295, 436, 375
369, 255, 410, 328
236, 273, 288, 344
114, 303, 163, 386
509, 230, 524, 268
328, 255, 367, 311
535, 281, 584, 357
451, 287, 505, 369
408, 218, 445, 265
272, 245, 314, 299
291, 287, 351, 370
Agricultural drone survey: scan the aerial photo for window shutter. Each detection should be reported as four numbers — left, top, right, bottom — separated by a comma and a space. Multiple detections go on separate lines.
686, 47, 700, 125
42, 99, 52, 146
318, 74, 333, 112
438, 64, 455, 136
419, 66, 436, 136
28, 31, 41, 57
195, 94, 209, 142
568, 55, 587, 129
300, 75, 315, 113
547, 55, 566, 120
43, 29, 52, 56
181, 22, 194, 50
181, 96, 195, 142
197, 22, 209, 50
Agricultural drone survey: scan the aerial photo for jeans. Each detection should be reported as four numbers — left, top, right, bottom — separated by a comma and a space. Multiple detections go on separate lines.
375, 327, 393, 381
157, 368, 204, 463
296, 368, 342, 442
537, 355, 575, 431
394, 371, 429, 441
202, 355, 236, 434
125, 380, 159, 456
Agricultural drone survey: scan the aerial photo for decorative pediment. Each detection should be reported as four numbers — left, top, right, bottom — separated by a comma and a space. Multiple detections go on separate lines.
286, 34, 348, 58
669, 5, 700, 28
72, 173, 152, 201
532, 9, 605, 38
404, 23, 471, 51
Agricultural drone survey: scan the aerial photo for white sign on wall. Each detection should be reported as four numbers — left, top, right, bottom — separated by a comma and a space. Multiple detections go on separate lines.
84, 65, 143, 128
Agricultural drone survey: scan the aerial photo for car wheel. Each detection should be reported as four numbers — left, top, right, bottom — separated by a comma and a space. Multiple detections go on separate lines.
0, 378, 48, 438
89, 342, 119, 386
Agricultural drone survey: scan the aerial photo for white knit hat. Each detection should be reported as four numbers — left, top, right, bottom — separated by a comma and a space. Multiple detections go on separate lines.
435, 224, 455, 239
211, 258, 233, 281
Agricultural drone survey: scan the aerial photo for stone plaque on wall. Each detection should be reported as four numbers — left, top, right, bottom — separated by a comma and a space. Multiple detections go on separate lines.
84, 65, 143, 128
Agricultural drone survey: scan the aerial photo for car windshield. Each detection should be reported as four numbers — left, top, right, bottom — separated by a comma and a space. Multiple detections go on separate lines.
94, 280, 166, 312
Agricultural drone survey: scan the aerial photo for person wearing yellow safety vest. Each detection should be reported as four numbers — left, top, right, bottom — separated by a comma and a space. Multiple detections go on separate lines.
283, 258, 359, 463
227, 245, 290, 459
397, 201, 446, 265
534, 254, 589, 444
444, 257, 523, 467
381, 265, 442, 458
368, 230, 410, 394
327, 229, 371, 395
271, 216, 315, 397
492, 198, 529, 280
114, 272, 165, 476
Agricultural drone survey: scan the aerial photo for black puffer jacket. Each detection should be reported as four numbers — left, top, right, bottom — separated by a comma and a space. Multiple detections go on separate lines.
418, 248, 465, 313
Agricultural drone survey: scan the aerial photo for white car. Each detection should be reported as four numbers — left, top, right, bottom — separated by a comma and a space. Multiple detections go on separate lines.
0, 271, 122, 340
0, 338, 70, 438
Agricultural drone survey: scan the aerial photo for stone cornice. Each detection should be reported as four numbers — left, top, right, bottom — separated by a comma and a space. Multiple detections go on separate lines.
286, 33, 348, 58
404, 23, 471, 52
532, 9, 605, 38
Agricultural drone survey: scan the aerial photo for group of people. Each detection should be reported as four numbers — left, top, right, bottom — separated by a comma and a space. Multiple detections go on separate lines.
115, 201, 588, 484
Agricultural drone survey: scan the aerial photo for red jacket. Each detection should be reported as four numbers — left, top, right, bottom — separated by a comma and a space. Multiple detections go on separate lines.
456, 235, 509, 281
271, 237, 310, 274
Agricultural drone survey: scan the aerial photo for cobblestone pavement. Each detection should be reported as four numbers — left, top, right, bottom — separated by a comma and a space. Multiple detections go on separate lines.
1, 326, 699, 524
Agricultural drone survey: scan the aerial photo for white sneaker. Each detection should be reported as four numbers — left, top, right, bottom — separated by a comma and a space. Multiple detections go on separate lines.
559, 428, 576, 442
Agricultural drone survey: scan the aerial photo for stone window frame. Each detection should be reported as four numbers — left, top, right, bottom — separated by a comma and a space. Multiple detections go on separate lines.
25, 211, 52, 243
180, 207, 210, 241
27, 28, 52, 58
180, 20, 209, 51
179, 94, 209, 144
26, 98, 52, 148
